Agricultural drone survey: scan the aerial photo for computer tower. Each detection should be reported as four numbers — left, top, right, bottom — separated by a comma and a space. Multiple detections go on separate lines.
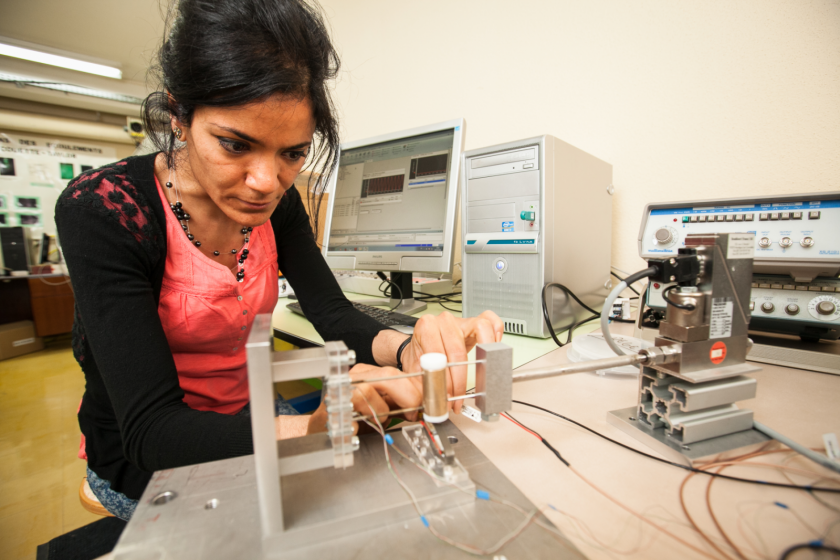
0, 227, 30, 275
461, 135, 613, 338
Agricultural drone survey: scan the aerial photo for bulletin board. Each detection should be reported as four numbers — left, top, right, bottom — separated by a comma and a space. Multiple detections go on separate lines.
0, 131, 117, 237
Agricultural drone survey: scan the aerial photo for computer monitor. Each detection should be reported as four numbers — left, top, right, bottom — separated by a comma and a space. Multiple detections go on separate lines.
321, 119, 465, 314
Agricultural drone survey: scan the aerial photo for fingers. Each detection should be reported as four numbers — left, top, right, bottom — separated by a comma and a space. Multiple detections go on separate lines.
349, 365, 423, 423
458, 315, 498, 350
432, 312, 469, 413
352, 384, 390, 426
412, 313, 455, 408
478, 310, 505, 342
363, 371, 423, 422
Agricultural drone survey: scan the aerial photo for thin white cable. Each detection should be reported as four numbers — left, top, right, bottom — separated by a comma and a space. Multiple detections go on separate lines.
753, 421, 840, 474
601, 281, 628, 356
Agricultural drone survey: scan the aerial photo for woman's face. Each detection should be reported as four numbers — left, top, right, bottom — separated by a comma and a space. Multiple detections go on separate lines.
178, 94, 316, 227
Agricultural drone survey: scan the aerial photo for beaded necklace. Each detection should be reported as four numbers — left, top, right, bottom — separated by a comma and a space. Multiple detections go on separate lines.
164, 168, 252, 283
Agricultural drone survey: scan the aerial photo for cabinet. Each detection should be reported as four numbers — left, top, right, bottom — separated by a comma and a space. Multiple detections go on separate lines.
27, 277, 75, 337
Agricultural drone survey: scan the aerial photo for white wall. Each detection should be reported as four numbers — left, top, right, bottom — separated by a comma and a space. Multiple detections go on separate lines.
320, 0, 840, 276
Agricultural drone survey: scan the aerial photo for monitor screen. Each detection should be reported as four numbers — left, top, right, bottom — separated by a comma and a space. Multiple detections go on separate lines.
322, 120, 463, 275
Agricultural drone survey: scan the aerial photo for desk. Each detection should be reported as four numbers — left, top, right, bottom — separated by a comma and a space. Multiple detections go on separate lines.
452, 321, 840, 560
108, 301, 840, 559
277, 301, 840, 558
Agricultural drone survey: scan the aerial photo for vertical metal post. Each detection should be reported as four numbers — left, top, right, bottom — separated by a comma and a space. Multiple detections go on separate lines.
246, 314, 283, 540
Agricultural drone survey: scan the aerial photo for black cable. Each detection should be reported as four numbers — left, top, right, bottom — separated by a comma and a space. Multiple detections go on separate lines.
376, 274, 404, 311
439, 301, 462, 313
511, 400, 840, 494
610, 271, 641, 296
505, 413, 570, 467
541, 282, 601, 348
662, 284, 696, 311
779, 542, 840, 559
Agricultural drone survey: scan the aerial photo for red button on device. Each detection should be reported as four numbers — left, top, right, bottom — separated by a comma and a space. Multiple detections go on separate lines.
710, 341, 727, 365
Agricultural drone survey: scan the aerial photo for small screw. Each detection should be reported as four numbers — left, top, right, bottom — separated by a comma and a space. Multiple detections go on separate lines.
681, 445, 690, 450
670, 275, 676, 281
669, 258, 676, 265
628, 416, 636, 421
151, 491, 177, 505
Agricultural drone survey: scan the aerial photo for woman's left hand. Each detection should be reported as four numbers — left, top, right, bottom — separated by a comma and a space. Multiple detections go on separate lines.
399, 310, 503, 413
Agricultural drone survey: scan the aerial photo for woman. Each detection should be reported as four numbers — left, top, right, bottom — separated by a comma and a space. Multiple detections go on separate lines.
56, 0, 502, 520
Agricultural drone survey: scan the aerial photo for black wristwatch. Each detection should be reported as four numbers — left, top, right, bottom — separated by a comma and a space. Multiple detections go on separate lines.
395, 335, 412, 371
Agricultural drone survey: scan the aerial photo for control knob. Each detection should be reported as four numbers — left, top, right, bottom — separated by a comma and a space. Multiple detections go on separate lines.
808, 295, 840, 321
654, 228, 673, 245
758, 237, 771, 248
817, 301, 836, 316
761, 302, 774, 313
785, 304, 799, 315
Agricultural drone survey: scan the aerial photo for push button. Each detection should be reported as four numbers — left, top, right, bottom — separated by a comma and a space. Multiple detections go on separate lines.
792, 212, 802, 219
780, 212, 790, 220
745, 214, 754, 221
716, 215, 725, 222
770, 213, 779, 220
809, 211, 820, 219
520, 211, 535, 221
725, 214, 734, 222
759, 213, 769, 221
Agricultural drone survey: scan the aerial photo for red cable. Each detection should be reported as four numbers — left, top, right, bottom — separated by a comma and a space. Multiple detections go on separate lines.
502, 413, 542, 441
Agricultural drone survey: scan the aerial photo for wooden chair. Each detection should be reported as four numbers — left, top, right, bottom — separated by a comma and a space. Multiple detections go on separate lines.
79, 477, 114, 517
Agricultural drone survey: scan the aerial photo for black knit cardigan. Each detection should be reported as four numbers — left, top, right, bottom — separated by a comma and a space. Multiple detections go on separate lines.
55, 153, 389, 499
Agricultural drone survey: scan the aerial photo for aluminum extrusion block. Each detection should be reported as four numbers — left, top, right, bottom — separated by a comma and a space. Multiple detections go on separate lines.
668, 376, 757, 412
636, 367, 757, 444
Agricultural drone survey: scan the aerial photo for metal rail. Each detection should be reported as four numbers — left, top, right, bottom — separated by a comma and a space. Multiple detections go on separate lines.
511, 353, 647, 383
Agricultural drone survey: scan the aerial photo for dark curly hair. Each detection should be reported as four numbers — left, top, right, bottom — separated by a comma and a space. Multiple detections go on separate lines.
142, 0, 340, 240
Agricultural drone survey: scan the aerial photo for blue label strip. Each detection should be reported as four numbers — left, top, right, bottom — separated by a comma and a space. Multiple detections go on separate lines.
650, 200, 840, 216
487, 239, 535, 245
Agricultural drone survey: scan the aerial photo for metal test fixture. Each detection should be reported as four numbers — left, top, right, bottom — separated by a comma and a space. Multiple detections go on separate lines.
111, 232, 833, 558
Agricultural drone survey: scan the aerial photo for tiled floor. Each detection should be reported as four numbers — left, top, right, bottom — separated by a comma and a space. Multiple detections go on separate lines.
0, 336, 318, 559
0, 336, 101, 560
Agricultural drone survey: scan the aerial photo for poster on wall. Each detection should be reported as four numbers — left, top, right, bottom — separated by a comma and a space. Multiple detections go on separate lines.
0, 131, 117, 237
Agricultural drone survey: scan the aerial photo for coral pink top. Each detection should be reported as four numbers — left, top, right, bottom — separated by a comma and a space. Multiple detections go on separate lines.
155, 177, 279, 414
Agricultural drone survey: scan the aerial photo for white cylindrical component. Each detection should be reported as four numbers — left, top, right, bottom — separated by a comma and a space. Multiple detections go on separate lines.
420, 353, 447, 372
421, 353, 449, 423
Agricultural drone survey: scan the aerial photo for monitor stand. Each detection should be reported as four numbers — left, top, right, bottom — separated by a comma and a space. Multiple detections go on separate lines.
354, 272, 427, 315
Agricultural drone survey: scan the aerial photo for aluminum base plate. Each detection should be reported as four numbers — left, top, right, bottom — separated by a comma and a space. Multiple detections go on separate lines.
113, 422, 583, 559
607, 406, 773, 466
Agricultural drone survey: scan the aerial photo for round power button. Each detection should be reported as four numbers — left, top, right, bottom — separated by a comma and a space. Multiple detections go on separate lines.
493, 258, 507, 274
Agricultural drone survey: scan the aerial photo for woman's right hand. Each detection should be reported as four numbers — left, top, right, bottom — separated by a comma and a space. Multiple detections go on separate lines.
306, 364, 422, 435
